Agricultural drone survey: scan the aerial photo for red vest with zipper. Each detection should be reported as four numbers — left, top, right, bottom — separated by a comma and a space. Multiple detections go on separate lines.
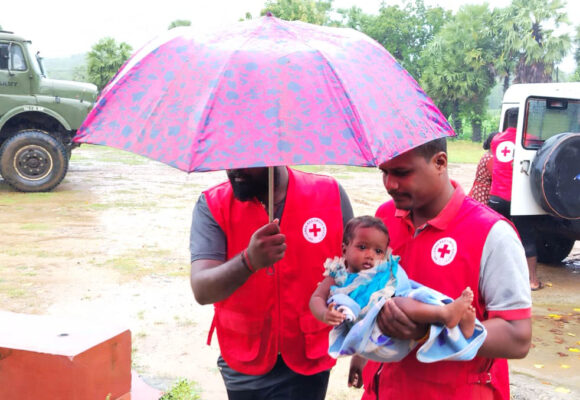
490, 127, 516, 201
363, 194, 510, 400
204, 168, 343, 375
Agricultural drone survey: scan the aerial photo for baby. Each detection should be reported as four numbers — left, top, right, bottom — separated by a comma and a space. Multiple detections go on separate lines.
310, 216, 475, 340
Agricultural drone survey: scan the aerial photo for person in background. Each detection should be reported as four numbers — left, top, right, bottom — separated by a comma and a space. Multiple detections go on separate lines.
353, 138, 531, 399
488, 108, 542, 291
469, 131, 499, 205
189, 166, 353, 400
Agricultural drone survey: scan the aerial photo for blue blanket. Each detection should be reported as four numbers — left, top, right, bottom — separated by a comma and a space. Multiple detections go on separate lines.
326, 256, 487, 363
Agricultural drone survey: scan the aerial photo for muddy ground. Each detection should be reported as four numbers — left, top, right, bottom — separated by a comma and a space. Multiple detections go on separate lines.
1, 145, 579, 400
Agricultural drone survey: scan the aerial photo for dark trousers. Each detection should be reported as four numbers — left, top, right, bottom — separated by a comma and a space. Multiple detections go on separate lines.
226, 370, 330, 400
488, 195, 538, 257
488, 195, 511, 220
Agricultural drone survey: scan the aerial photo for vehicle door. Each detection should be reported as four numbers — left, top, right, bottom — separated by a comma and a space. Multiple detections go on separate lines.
511, 96, 580, 216
0, 41, 32, 113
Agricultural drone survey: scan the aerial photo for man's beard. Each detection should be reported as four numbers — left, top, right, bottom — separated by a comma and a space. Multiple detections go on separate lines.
228, 168, 278, 202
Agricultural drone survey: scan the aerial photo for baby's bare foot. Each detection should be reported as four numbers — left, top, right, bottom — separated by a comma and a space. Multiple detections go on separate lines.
442, 287, 473, 328
459, 305, 476, 339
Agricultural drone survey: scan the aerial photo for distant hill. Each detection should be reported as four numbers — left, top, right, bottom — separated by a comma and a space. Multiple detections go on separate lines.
42, 53, 87, 82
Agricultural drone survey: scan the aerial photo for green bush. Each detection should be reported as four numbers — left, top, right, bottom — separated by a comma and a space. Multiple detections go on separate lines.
451, 110, 500, 142
160, 378, 201, 400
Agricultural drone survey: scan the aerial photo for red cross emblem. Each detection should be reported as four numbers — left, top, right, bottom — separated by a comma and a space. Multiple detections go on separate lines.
309, 224, 322, 237
437, 244, 451, 258
303, 217, 327, 243
496, 141, 515, 162
431, 237, 457, 266
501, 146, 511, 157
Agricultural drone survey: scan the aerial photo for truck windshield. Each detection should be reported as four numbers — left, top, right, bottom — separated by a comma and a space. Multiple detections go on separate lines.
523, 98, 580, 148
27, 42, 46, 78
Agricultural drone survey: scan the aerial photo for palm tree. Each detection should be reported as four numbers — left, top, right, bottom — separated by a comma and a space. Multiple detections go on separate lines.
420, 5, 497, 141
87, 38, 133, 91
495, 0, 570, 85
168, 20, 191, 30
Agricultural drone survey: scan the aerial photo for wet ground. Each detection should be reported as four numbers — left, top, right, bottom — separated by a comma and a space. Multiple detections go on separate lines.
1, 145, 579, 399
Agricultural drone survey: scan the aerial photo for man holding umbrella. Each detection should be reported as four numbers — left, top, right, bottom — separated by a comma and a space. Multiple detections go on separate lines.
351, 138, 532, 399
190, 165, 353, 399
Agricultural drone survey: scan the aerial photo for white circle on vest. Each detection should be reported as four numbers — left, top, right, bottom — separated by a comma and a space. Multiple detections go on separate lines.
495, 141, 515, 162
431, 237, 457, 266
303, 218, 327, 243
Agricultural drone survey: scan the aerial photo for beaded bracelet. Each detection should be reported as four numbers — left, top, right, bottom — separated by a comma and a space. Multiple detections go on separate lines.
241, 249, 256, 273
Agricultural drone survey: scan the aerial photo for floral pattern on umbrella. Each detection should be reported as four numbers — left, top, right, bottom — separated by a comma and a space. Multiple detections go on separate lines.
75, 15, 455, 172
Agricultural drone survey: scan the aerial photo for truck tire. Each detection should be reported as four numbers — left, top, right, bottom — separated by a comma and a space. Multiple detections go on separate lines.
0, 130, 68, 192
536, 236, 575, 264
530, 132, 580, 220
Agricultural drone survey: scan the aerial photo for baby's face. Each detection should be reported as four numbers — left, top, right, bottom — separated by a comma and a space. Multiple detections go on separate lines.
343, 227, 389, 273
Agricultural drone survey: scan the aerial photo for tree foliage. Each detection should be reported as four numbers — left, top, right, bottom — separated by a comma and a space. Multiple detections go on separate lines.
338, 0, 449, 80
574, 26, 580, 81
168, 20, 191, 30
86, 37, 132, 91
420, 5, 498, 141
495, 0, 571, 84
261, 0, 333, 25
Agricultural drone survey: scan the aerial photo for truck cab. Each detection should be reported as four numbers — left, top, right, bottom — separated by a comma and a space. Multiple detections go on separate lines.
501, 83, 580, 263
0, 30, 98, 192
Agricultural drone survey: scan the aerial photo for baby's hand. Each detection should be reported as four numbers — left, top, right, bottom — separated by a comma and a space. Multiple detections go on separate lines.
324, 302, 346, 326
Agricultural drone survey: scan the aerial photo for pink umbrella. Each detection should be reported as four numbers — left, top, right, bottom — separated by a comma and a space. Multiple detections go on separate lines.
75, 14, 455, 173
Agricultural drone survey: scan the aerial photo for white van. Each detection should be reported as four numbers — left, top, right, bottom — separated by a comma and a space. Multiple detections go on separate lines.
500, 83, 580, 263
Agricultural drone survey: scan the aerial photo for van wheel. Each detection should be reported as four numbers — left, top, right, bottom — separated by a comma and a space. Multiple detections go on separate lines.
530, 132, 580, 219
0, 130, 68, 192
536, 236, 575, 264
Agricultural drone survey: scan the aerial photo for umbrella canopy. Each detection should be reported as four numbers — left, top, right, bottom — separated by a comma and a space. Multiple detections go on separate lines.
75, 15, 455, 172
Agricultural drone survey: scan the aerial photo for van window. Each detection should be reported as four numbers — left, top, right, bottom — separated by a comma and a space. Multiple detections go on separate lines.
523, 97, 580, 149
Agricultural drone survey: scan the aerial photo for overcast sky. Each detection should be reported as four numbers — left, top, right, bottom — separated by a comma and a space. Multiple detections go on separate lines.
2, 0, 578, 71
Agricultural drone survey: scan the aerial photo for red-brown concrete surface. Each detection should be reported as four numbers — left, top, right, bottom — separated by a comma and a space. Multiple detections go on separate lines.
0, 311, 133, 400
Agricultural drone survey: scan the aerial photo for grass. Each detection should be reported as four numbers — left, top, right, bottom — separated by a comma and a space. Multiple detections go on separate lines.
19, 223, 52, 231
73, 144, 150, 165
160, 379, 202, 400
294, 139, 485, 173
75, 139, 484, 175
96, 248, 187, 279
447, 140, 485, 164
87, 201, 158, 210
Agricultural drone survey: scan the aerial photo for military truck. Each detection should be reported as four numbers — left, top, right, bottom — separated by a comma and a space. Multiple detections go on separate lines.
0, 30, 97, 192
501, 83, 580, 263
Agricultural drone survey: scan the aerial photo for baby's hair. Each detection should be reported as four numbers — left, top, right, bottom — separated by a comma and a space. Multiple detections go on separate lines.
343, 216, 389, 245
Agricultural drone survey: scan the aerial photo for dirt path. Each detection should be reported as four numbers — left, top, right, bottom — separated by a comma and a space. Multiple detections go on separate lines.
1, 145, 579, 399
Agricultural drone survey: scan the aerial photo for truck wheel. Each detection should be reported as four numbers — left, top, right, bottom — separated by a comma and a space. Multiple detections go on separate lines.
536, 236, 575, 264
0, 130, 68, 192
530, 132, 580, 220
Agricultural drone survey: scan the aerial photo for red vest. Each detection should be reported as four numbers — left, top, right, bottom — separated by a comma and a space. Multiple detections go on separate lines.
204, 168, 343, 375
363, 194, 510, 400
490, 127, 516, 201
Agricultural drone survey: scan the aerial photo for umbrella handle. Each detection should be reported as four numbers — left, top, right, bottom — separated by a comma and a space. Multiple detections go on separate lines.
268, 167, 274, 222
267, 166, 275, 275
